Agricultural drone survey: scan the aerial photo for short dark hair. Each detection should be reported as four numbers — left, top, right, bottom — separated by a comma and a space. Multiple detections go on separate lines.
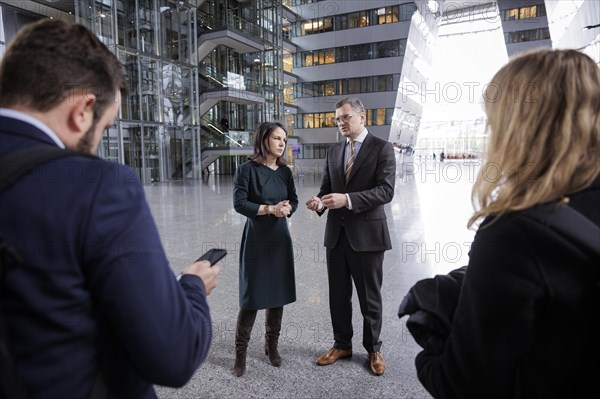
249, 122, 288, 167
0, 19, 126, 123
335, 97, 365, 113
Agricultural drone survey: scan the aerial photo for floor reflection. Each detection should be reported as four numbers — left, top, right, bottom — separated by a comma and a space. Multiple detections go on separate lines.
145, 160, 481, 399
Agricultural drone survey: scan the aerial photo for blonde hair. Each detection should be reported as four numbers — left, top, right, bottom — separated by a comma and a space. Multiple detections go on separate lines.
468, 49, 600, 228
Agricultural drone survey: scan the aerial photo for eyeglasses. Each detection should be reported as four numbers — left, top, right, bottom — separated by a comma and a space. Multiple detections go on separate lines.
334, 113, 359, 126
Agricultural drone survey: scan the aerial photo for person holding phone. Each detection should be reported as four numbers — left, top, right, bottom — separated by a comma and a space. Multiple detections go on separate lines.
232, 122, 298, 377
0, 20, 220, 398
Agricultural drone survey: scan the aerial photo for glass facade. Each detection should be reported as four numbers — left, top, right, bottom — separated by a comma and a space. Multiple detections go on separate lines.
501, 4, 546, 21
74, 0, 284, 180
296, 74, 401, 98
197, 0, 284, 146
2, 1, 578, 175
0, 0, 286, 179
504, 27, 551, 43
293, 143, 331, 159
296, 108, 394, 129
76, 0, 202, 182
294, 39, 406, 67
293, 3, 416, 36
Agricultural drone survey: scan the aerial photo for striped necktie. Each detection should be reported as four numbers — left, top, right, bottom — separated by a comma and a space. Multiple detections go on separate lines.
345, 140, 355, 181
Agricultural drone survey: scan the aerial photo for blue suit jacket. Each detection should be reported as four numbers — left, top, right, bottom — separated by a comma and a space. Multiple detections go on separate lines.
0, 115, 212, 398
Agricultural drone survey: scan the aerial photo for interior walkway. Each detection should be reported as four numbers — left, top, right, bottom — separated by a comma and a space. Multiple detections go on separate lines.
150, 158, 481, 399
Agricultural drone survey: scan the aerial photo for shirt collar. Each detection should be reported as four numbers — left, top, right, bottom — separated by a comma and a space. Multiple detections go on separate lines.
0, 108, 65, 149
346, 128, 368, 144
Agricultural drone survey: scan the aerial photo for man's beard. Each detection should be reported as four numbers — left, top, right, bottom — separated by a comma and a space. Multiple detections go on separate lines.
76, 121, 97, 154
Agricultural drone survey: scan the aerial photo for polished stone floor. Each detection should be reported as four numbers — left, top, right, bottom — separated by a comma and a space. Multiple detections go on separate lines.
149, 159, 482, 399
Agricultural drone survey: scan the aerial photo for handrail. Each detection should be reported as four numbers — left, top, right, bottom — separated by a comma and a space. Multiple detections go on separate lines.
198, 12, 264, 41
198, 64, 263, 94
200, 115, 245, 148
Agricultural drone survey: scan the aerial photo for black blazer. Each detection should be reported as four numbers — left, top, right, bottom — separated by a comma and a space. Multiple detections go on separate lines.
317, 132, 396, 251
414, 176, 600, 399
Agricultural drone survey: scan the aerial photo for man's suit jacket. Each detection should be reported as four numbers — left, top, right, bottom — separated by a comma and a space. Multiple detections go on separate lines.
317, 132, 396, 251
0, 115, 212, 398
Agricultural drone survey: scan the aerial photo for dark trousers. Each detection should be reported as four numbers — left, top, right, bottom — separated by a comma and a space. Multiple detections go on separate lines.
326, 227, 384, 353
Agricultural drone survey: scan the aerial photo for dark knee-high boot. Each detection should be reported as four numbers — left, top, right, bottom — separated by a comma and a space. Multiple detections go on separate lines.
234, 308, 257, 377
264, 306, 283, 367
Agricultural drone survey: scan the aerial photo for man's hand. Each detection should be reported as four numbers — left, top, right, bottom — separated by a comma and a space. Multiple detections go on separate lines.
321, 193, 348, 209
305, 196, 323, 212
182, 260, 220, 295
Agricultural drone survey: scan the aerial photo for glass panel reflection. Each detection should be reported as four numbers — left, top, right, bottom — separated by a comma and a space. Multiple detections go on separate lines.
100, 127, 120, 163
143, 126, 160, 183
163, 63, 191, 125
140, 57, 159, 121
121, 124, 143, 181
121, 51, 140, 120
160, 1, 191, 63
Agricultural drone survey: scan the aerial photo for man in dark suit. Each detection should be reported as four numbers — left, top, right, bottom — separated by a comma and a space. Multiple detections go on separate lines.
306, 97, 396, 376
0, 20, 219, 398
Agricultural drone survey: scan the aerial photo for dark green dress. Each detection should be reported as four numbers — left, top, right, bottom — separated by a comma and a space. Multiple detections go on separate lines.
233, 161, 298, 310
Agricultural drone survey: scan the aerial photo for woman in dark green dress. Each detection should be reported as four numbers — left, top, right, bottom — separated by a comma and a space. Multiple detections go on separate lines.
232, 122, 298, 377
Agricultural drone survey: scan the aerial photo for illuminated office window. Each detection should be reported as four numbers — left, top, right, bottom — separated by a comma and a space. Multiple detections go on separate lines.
296, 74, 400, 98
295, 3, 415, 36
283, 84, 294, 104
294, 39, 405, 68
318, 50, 326, 65
325, 113, 335, 127
297, 109, 393, 128
303, 114, 314, 129
520, 6, 536, 19
502, 4, 546, 21
348, 11, 369, 28
377, 6, 399, 25
283, 53, 293, 72
304, 53, 314, 66
324, 49, 335, 64
506, 8, 518, 20
324, 82, 335, 96
375, 109, 386, 125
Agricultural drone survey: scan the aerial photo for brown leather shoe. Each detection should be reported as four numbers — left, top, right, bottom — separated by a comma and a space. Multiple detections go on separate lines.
369, 352, 385, 376
316, 348, 352, 366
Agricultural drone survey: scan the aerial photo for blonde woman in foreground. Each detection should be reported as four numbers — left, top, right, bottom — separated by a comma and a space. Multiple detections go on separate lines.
414, 49, 600, 398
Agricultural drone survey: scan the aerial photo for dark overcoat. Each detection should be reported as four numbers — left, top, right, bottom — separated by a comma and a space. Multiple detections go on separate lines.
416, 176, 600, 399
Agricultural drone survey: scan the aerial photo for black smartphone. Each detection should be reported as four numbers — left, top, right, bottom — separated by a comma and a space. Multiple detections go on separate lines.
196, 248, 227, 266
